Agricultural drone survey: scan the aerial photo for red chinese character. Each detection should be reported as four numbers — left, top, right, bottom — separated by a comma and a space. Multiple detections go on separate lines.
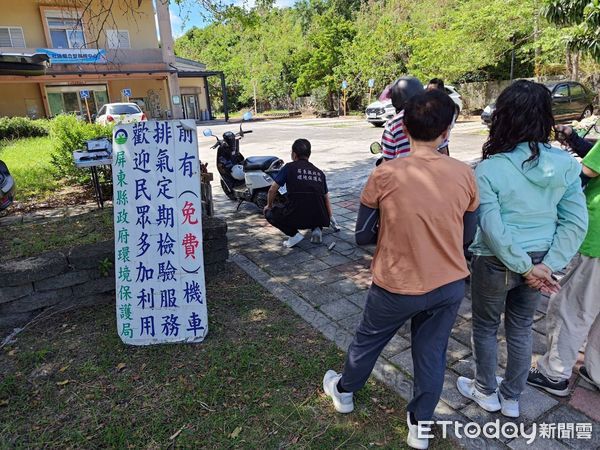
182, 233, 200, 259
182, 201, 198, 225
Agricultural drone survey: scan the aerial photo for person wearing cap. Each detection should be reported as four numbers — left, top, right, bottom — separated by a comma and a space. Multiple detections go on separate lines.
380, 76, 424, 161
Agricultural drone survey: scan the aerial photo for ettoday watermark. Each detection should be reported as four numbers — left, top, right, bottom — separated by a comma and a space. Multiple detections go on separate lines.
416, 420, 593, 443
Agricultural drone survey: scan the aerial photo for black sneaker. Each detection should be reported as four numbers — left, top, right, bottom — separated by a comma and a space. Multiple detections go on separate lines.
579, 367, 600, 391
527, 366, 570, 397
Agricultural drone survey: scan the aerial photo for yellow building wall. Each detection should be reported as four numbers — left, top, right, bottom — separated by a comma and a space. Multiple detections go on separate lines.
0, 84, 44, 118
179, 78, 209, 112
108, 79, 168, 118
82, 0, 159, 49
0, 0, 158, 49
1, 1, 47, 48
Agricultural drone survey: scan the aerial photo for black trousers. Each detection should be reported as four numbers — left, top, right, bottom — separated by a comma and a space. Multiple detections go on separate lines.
339, 280, 464, 421
265, 207, 299, 237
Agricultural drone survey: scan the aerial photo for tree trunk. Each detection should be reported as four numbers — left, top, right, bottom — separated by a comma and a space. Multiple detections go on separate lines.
534, 0, 541, 80
328, 90, 334, 111
572, 51, 580, 81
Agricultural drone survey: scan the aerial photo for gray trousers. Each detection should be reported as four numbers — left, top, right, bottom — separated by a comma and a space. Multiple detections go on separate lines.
537, 254, 600, 384
339, 280, 464, 421
471, 253, 545, 400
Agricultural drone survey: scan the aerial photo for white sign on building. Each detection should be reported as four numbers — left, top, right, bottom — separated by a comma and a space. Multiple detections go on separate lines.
112, 120, 207, 345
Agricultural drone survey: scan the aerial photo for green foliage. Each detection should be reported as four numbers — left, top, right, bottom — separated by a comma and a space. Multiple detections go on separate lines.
295, 10, 356, 108
545, 0, 600, 60
98, 257, 113, 277
407, 0, 538, 82
174, 0, 574, 111
0, 117, 50, 141
49, 115, 112, 185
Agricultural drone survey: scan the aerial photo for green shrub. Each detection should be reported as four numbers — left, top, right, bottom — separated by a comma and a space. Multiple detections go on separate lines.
0, 117, 50, 140
49, 114, 112, 185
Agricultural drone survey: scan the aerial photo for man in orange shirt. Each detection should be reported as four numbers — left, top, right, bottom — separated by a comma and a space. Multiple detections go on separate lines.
322, 90, 479, 449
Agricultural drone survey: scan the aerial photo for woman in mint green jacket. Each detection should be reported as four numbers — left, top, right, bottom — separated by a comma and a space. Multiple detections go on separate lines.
456, 80, 588, 418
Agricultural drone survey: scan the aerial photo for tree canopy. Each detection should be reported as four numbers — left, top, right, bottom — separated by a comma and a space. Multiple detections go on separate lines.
173, 0, 597, 112
545, 0, 600, 60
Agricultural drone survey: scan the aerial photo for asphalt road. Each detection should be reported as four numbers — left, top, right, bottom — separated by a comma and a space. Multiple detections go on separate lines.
198, 116, 488, 193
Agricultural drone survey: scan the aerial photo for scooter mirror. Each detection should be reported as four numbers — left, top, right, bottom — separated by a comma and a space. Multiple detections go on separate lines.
370, 141, 382, 155
242, 111, 253, 121
203, 129, 213, 137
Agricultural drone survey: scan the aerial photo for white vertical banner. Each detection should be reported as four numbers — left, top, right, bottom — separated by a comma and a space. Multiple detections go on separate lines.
112, 120, 207, 345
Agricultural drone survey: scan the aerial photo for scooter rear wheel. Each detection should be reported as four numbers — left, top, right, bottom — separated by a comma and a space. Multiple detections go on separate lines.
254, 191, 268, 209
221, 179, 236, 200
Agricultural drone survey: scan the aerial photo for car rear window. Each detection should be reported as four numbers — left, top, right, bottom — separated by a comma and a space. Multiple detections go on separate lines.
570, 84, 584, 97
108, 105, 141, 114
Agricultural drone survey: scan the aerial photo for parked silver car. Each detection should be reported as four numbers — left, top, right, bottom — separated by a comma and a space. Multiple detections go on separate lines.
365, 85, 463, 127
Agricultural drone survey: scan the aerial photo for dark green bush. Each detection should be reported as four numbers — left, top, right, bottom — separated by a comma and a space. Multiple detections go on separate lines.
49, 114, 112, 184
0, 117, 50, 140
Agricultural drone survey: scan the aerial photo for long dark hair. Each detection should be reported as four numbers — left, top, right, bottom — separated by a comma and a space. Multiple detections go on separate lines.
482, 80, 555, 165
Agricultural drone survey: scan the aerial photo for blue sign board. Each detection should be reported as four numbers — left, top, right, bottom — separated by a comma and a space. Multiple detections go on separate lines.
35, 48, 107, 65
342, 80, 348, 90
80, 90, 90, 100
122, 88, 132, 98
368, 79, 375, 88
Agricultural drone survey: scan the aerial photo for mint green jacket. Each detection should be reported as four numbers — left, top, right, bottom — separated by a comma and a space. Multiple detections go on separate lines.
470, 142, 588, 273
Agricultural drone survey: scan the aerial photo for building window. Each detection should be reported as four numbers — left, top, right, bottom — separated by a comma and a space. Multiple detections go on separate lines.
45, 10, 86, 49
106, 30, 131, 49
0, 27, 26, 47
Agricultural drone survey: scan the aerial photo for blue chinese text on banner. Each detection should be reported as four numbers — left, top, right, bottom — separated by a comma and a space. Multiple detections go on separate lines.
112, 120, 207, 345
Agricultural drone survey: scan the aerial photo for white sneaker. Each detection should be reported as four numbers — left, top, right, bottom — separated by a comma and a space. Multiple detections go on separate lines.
311, 227, 322, 244
456, 377, 501, 412
498, 391, 519, 418
283, 232, 304, 248
406, 412, 430, 449
322, 370, 354, 413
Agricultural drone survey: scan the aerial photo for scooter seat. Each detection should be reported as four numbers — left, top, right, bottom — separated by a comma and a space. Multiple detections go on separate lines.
243, 156, 280, 171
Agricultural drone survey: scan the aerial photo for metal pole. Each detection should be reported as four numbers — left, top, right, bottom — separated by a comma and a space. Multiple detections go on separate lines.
220, 73, 229, 122
253, 79, 258, 115
84, 97, 92, 123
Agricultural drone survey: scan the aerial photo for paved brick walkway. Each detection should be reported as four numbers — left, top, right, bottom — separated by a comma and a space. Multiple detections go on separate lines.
216, 186, 600, 449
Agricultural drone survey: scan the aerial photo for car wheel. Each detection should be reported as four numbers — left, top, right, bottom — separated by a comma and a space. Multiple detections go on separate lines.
581, 106, 593, 120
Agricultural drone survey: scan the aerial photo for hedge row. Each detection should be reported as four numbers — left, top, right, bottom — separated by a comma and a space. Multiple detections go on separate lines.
0, 117, 50, 141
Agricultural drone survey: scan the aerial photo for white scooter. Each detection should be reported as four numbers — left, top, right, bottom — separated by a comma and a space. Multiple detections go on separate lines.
204, 112, 286, 210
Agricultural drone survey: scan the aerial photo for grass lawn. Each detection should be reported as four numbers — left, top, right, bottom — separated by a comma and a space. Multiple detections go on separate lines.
0, 208, 113, 261
0, 264, 454, 449
0, 137, 59, 201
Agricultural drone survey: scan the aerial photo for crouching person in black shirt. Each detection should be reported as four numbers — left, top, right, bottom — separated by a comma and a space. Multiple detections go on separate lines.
263, 139, 332, 248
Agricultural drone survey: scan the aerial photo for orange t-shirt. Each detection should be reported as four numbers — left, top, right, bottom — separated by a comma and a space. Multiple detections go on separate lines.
361, 151, 479, 295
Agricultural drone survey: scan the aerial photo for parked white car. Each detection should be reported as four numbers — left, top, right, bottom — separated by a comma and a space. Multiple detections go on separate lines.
95, 102, 147, 125
365, 84, 463, 127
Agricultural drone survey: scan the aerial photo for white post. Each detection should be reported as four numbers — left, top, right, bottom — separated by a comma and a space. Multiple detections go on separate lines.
156, 0, 184, 119
253, 79, 258, 115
